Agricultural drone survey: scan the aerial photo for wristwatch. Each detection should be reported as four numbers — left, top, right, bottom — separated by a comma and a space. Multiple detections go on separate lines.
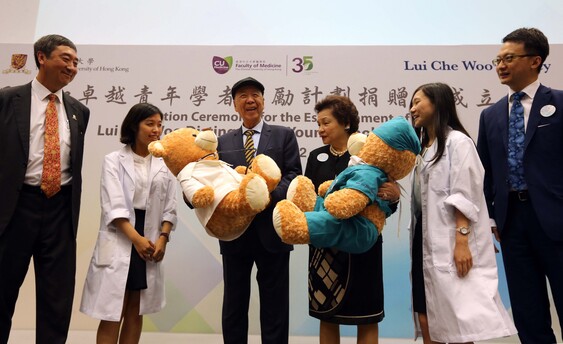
456, 226, 471, 235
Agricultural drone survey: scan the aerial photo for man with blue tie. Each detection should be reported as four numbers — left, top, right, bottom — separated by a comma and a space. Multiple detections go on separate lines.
217, 77, 301, 344
477, 28, 563, 343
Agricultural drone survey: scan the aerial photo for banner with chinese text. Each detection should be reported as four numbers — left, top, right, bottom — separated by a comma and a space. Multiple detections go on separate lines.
2, 44, 561, 338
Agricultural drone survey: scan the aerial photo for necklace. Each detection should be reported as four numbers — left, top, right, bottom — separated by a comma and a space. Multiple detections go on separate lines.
329, 145, 346, 157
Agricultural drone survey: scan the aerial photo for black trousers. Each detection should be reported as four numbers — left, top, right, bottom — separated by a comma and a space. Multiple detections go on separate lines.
221, 246, 290, 344
0, 185, 75, 344
501, 192, 563, 344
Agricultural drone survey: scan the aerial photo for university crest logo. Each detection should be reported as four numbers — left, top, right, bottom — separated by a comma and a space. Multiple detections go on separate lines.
2, 53, 32, 74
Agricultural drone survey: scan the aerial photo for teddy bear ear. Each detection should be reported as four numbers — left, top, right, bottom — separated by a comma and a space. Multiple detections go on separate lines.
195, 130, 218, 151
148, 141, 165, 157
347, 133, 367, 156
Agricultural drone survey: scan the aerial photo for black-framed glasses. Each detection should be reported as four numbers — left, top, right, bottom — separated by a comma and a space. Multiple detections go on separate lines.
492, 54, 536, 66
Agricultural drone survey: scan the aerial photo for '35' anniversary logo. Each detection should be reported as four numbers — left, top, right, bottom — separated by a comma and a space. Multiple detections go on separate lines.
291, 56, 313, 73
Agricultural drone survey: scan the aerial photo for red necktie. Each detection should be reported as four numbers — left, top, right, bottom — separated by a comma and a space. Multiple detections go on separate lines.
41, 94, 61, 198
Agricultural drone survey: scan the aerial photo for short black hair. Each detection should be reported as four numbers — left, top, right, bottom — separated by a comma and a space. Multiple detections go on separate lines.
120, 103, 163, 145
314, 95, 360, 134
33, 34, 77, 68
503, 27, 549, 74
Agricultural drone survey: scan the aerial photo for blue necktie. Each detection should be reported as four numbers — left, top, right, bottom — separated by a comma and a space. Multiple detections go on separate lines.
507, 91, 527, 191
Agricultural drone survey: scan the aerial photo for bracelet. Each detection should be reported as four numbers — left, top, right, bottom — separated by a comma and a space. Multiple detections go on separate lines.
159, 232, 170, 242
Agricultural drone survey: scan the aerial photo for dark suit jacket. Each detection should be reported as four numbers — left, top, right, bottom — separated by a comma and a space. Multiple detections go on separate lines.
217, 122, 302, 254
0, 82, 90, 238
477, 84, 563, 241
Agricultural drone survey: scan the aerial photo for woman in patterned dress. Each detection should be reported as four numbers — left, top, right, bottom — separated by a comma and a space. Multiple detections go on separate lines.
305, 95, 400, 344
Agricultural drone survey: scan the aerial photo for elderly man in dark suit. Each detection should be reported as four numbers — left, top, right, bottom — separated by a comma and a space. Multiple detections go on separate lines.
0, 34, 89, 344
477, 27, 563, 343
217, 77, 301, 344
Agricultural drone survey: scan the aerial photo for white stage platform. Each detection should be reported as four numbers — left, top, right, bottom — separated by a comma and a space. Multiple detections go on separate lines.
8, 330, 519, 344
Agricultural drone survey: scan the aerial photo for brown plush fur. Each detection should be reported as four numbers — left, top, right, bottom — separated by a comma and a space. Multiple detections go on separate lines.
286, 176, 316, 212
148, 128, 219, 176
359, 134, 416, 181
324, 189, 370, 219
359, 205, 386, 234
274, 127, 417, 245
249, 155, 281, 193
191, 185, 215, 208
273, 200, 310, 244
148, 128, 281, 241
318, 180, 332, 198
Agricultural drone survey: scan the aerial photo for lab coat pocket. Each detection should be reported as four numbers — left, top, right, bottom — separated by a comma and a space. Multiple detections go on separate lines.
431, 233, 455, 272
95, 231, 116, 266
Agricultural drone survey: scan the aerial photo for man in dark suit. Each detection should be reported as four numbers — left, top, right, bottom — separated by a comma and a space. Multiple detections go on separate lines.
0, 35, 89, 344
477, 28, 563, 343
217, 77, 301, 344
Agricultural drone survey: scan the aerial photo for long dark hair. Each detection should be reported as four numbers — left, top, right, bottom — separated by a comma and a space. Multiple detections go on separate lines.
410, 82, 470, 165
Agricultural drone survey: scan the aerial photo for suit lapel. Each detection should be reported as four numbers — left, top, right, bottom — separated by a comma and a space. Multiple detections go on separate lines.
497, 96, 510, 154
232, 128, 244, 151
64, 93, 80, 164
525, 84, 551, 151
220, 128, 246, 167
257, 122, 271, 154
14, 84, 32, 159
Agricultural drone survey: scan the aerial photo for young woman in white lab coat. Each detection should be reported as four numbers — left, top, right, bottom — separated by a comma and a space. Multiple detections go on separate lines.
409, 83, 516, 343
80, 103, 177, 343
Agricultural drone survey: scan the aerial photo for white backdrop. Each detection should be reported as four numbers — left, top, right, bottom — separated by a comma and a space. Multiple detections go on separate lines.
1, 43, 561, 338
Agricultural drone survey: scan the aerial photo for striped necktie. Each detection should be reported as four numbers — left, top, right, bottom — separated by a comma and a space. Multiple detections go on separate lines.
244, 129, 256, 166
41, 94, 61, 197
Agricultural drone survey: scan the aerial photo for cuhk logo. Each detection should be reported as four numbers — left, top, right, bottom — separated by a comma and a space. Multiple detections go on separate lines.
2, 53, 31, 74
213, 56, 232, 74
11, 54, 27, 70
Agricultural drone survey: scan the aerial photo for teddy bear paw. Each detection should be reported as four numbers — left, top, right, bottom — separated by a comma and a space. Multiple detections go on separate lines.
240, 173, 270, 211
272, 200, 310, 244
252, 154, 282, 192
234, 165, 249, 174
191, 185, 215, 208
318, 180, 333, 198
286, 176, 316, 212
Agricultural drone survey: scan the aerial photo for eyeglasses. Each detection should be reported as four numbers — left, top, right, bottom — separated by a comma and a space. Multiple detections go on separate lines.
492, 54, 536, 66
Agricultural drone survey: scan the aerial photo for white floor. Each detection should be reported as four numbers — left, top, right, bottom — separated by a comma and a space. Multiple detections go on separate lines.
8, 331, 406, 344
8, 330, 519, 344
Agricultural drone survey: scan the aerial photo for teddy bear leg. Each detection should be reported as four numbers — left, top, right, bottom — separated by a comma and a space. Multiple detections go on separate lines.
205, 212, 255, 241
324, 189, 370, 219
286, 176, 317, 212
272, 200, 310, 244
251, 154, 282, 193
306, 213, 379, 254
218, 173, 270, 216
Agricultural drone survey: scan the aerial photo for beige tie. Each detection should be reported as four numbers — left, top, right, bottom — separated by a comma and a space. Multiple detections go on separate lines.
40, 94, 61, 198
244, 130, 256, 166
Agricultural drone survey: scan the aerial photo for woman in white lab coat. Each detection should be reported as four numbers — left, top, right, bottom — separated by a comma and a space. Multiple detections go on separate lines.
409, 83, 516, 343
80, 103, 177, 344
